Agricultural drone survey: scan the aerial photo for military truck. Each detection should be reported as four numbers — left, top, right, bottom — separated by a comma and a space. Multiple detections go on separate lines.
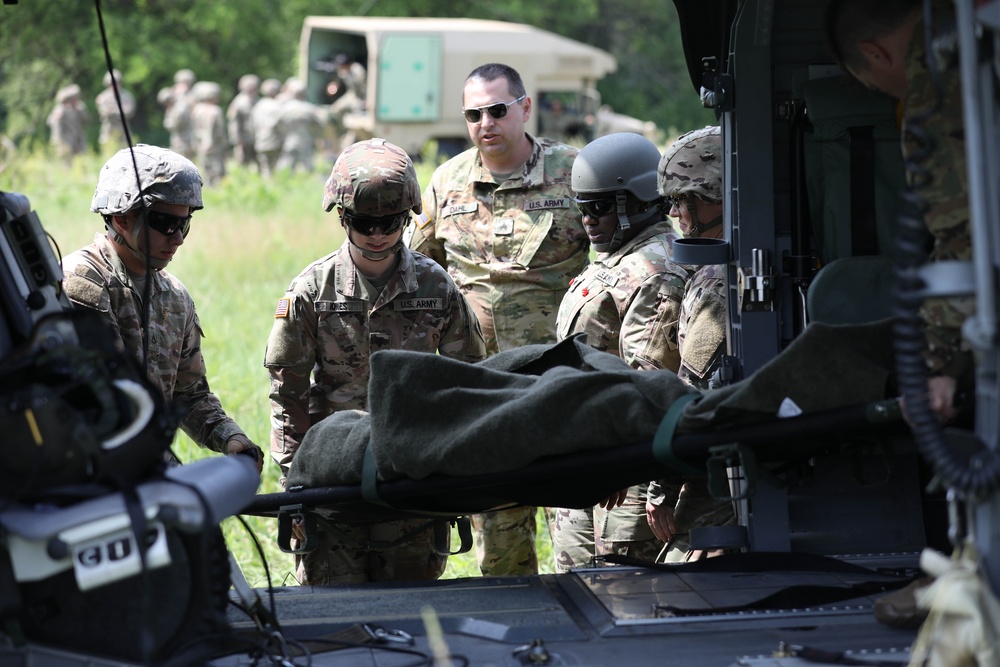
298, 16, 658, 156
2, 1, 999, 665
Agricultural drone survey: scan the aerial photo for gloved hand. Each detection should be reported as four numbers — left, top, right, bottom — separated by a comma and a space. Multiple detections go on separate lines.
226, 436, 264, 474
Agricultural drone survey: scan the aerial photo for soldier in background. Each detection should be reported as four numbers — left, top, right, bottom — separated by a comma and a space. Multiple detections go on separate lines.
47, 84, 89, 164
94, 69, 135, 150
264, 138, 485, 584
550, 132, 692, 572
189, 81, 228, 186
408, 62, 589, 576
62, 144, 263, 470
647, 125, 735, 562
227, 74, 260, 169
163, 69, 197, 160
276, 79, 326, 173
252, 78, 283, 179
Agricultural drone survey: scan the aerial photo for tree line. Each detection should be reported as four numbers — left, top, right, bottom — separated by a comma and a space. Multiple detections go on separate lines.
0, 0, 716, 151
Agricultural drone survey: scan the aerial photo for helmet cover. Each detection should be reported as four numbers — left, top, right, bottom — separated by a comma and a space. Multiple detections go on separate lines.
323, 138, 421, 216
91, 144, 203, 216
657, 125, 723, 202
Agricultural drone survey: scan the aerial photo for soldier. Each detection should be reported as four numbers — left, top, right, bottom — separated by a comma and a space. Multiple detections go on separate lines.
189, 81, 228, 186
94, 69, 136, 149
550, 132, 693, 572
252, 78, 283, 178
276, 78, 326, 173
648, 125, 736, 561
61, 144, 263, 470
163, 69, 197, 160
264, 138, 486, 584
407, 62, 589, 576
47, 84, 89, 163
227, 74, 260, 169
825, 0, 971, 424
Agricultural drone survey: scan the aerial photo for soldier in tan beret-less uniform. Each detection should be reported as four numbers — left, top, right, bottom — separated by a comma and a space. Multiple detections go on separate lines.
265, 138, 486, 585
227, 74, 260, 169
407, 62, 589, 577
95, 69, 135, 149
647, 125, 736, 562
189, 81, 228, 185
47, 84, 89, 164
61, 145, 264, 469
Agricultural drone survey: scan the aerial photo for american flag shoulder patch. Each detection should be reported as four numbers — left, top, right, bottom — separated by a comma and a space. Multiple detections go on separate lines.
274, 297, 290, 318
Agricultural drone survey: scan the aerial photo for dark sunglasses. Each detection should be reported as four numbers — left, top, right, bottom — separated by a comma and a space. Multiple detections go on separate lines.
666, 193, 693, 210
462, 95, 526, 123
573, 196, 616, 219
341, 210, 409, 237
145, 209, 192, 238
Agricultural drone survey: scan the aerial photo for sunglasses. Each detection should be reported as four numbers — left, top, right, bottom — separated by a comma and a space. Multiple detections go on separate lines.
666, 194, 693, 210
145, 209, 192, 238
341, 210, 409, 237
462, 95, 526, 123
573, 196, 616, 219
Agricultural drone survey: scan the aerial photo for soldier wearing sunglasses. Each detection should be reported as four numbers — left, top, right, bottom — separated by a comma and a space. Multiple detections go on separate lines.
408, 63, 588, 577
62, 144, 264, 471
550, 132, 693, 573
264, 138, 486, 585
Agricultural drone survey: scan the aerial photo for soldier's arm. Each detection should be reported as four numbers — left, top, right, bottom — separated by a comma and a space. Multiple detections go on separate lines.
437, 286, 487, 363
407, 183, 448, 267
677, 273, 728, 390
263, 293, 318, 483
621, 273, 687, 372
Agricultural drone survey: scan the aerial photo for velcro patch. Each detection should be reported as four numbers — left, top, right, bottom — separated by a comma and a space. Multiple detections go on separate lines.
316, 301, 364, 313
441, 202, 477, 217
274, 298, 290, 318
394, 297, 443, 310
525, 197, 569, 211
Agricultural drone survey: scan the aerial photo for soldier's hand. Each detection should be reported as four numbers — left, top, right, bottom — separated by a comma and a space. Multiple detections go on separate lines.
646, 502, 676, 543
599, 487, 629, 509
226, 437, 264, 474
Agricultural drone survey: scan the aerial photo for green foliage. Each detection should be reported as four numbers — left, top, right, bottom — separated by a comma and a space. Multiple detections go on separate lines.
0, 0, 713, 150
7, 150, 553, 586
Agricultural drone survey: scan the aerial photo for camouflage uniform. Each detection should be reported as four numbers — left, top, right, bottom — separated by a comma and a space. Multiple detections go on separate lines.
265, 138, 487, 585
902, 6, 974, 382
227, 74, 259, 168
62, 234, 249, 452
276, 81, 326, 173
189, 81, 228, 186
95, 70, 135, 148
47, 84, 89, 162
650, 126, 736, 560
551, 220, 691, 572
252, 79, 283, 178
164, 71, 196, 161
409, 134, 588, 576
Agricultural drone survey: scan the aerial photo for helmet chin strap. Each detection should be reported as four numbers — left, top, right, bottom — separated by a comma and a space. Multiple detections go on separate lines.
106, 210, 169, 271
684, 199, 723, 237
594, 192, 660, 254
346, 227, 404, 261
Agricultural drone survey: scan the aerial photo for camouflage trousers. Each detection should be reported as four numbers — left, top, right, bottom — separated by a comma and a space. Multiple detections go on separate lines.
547, 484, 662, 573
657, 481, 737, 563
471, 507, 538, 576
296, 517, 448, 586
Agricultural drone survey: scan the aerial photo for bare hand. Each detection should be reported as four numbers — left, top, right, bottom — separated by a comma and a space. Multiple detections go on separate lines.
646, 502, 677, 543
899, 375, 959, 426
291, 516, 305, 542
226, 438, 264, 474
599, 488, 629, 509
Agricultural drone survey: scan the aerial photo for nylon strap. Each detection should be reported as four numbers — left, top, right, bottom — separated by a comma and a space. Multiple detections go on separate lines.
651, 393, 704, 477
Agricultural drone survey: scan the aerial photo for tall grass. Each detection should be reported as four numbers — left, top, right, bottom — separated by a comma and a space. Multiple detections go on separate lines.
4, 149, 553, 587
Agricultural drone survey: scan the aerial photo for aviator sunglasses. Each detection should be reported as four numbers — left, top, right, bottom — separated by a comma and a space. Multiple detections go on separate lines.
462, 95, 526, 123
573, 196, 616, 219
341, 210, 409, 237
144, 209, 192, 238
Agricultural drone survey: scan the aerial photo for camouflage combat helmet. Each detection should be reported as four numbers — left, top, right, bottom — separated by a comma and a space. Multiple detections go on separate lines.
56, 84, 81, 104
571, 132, 664, 253
238, 74, 261, 93
102, 69, 122, 88
322, 138, 421, 216
191, 81, 221, 103
92, 144, 204, 216
174, 69, 196, 86
657, 126, 723, 203
260, 78, 281, 98
572, 132, 661, 202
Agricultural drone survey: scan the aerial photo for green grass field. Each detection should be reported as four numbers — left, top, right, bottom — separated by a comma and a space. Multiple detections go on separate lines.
4, 149, 554, 586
